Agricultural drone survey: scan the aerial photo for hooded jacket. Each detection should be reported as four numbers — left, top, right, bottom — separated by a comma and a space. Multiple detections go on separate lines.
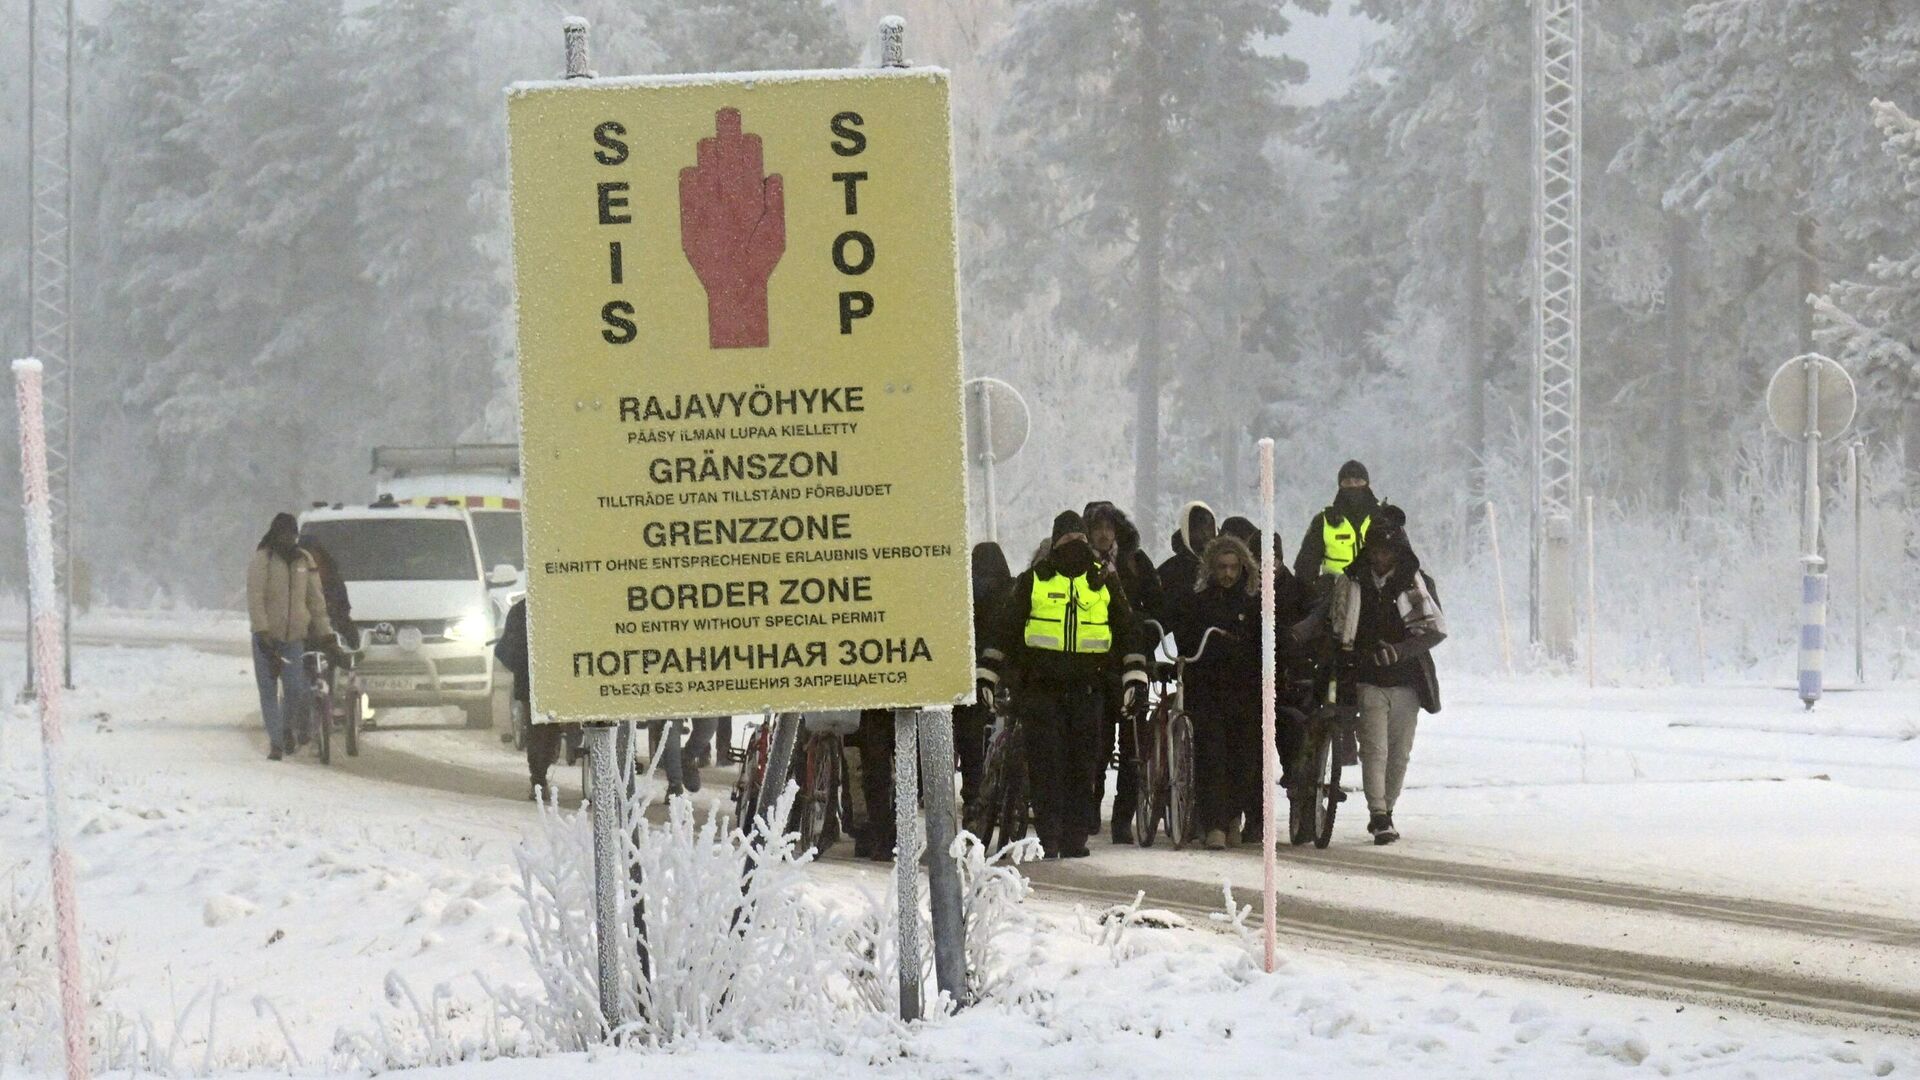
1155, 501, 1216, 627
1291, 536, 1445, 713
1084, 502, 1164, 626
248, 545, 330, 644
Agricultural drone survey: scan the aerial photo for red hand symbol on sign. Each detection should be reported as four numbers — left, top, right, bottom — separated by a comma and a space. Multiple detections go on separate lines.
679, 108, 786, 349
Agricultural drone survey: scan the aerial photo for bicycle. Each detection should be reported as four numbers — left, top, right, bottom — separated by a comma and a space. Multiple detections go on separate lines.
962, 691, 1029, 852
1131, 621, 1233, 849
1287, 653, 1360, 849
301, 634, 359, 765
732, 715, 853, 855
302, 649, 335, 765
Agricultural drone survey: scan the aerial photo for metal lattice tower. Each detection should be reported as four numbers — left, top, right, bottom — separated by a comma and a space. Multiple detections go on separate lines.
1530, 0, 1581, 652
26, 0, 76, 689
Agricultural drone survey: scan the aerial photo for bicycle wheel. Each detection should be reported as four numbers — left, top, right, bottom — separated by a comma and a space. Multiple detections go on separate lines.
1288, 731, 1327, 846
1167, 711, 1197, 849
1131, 713, 1159, 847
966, 731, 1009, 848
998, 726, 1030, 847
795, 741, 825, 853
344, 689, 362, 757
1131, 762, 1157, 848
314, 678, 332, 766
1315, 736, 1344, 850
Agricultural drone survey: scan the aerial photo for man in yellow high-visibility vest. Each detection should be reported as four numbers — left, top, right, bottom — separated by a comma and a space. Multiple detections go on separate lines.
977, 511, 1148, 859
1293, 460, 1381, 589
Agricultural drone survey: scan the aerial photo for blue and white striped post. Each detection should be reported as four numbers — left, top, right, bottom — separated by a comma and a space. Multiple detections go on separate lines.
1798, 559, 1826, 708
1796, 357, 1824, 711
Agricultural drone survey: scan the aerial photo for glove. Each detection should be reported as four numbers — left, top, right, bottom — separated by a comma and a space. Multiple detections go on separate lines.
1122, 683, 1145, 715
976, 679, 996, 706
254, 631, 280, 653
1370, 643, 1400, 667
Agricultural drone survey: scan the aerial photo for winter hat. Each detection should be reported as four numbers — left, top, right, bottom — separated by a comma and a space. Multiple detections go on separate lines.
1220, 515, 1261, 553
1051, 510, 1087, 544
1365, 521, 1412, 560
1338, 459, 1370, 485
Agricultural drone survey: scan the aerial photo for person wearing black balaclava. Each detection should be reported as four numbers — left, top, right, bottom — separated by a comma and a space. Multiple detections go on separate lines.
977, 511, 1147, 858
247, 512, 330, 760
957, 542, 1014, 812
1082, 502, 1159, 844
1293, 460, 1384, 589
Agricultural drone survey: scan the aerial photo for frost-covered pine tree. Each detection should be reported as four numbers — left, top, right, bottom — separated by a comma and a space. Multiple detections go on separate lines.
148, 0, 373, 587
1817, 98, 1920, 485
978, 0, 1327, 537
344, 0, 529, 445
1308, 0, 1534, 514
639, 0, 856, 72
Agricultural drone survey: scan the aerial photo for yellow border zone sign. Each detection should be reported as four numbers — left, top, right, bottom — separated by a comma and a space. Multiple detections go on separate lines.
508, 69, 972, 722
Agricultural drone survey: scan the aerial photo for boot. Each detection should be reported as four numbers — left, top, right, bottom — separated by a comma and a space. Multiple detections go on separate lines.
1111, 818, 1134, 846
1373, 814, 1399, 845
1204, 829, 1227, 851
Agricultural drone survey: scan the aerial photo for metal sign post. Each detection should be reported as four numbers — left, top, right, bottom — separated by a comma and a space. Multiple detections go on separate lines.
891, 707, 924, 1020
918, 708, 967, 1006
965, 376, 1030, 545
1257, 438, 1278, 973
14, 358, 90, 1080
1850, 440, 1866, 685
555, 18, 629, 1037
1766, 354, 1857, 710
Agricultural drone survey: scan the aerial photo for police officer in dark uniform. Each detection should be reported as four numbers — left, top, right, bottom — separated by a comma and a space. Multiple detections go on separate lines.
1293, 460, 1384, 592
977, 511, 1148, 859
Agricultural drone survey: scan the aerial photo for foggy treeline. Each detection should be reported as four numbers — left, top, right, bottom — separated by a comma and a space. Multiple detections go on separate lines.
1, 0, 1917, 677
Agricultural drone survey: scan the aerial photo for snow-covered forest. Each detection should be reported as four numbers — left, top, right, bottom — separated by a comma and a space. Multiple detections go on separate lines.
1, 0, 1916, 677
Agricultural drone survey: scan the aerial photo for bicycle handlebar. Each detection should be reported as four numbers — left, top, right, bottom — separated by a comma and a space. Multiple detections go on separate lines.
1180, 625, 1240, 665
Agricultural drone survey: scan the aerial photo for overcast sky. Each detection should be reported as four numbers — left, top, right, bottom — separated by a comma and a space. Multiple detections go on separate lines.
1277, 1, 1384, 104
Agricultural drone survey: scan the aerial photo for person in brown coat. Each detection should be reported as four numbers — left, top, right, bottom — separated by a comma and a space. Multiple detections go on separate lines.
247, 512, 329, 759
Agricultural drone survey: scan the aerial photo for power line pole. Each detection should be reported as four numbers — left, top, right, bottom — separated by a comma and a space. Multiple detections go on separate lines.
25, 0, 77, 690
1531, 0, 1581, 655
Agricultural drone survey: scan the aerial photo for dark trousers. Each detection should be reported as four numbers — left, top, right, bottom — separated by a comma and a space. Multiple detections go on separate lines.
1090, 679, 1139, 832
1021, 683, 1102, 855
857, 708, 897, 851
1191, 694, 1260, 834
953, 699, 990, 811
527, 710, 563, 788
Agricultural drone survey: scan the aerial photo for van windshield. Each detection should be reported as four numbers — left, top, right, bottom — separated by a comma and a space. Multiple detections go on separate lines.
471, 510, 525, 572
301, 518, 477, 582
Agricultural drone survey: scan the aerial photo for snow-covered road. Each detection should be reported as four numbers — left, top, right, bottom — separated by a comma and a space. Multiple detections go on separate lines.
3, 638, 1917, 1076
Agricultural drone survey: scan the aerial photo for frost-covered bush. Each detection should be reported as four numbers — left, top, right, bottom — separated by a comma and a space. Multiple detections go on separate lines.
477, 775, 1039, 1060
0, 869, 141, 1074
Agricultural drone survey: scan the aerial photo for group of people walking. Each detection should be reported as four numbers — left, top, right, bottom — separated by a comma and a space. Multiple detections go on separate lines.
252, 459, 1445, 858
972, 460, 1447, 857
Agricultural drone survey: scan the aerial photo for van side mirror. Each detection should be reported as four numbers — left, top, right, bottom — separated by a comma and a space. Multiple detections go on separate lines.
489, 564, 519, 587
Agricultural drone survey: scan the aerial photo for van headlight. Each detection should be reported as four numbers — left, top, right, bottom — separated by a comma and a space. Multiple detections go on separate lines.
446, 611, 492, 644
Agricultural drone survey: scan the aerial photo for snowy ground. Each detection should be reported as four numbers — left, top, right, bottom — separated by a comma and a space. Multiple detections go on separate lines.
1, 640, 1917, 1077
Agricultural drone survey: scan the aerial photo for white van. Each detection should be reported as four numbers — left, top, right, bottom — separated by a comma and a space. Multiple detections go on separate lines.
371, 444, 525, 630
298, 502, 515, 729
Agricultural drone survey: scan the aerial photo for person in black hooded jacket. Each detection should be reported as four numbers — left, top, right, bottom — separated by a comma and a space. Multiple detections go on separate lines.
1177, 534, 1264, 849
1155, 501, 1217, 623
1083, 501, 1159, 843
978, 511, 1147, 858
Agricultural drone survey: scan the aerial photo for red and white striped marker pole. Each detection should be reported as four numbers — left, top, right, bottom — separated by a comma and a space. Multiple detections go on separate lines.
14, 358, 91, 1080
1258, 437, 1278, 973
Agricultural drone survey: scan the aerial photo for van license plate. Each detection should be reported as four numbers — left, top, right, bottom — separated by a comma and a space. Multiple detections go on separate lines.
360, 676, 419, 692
